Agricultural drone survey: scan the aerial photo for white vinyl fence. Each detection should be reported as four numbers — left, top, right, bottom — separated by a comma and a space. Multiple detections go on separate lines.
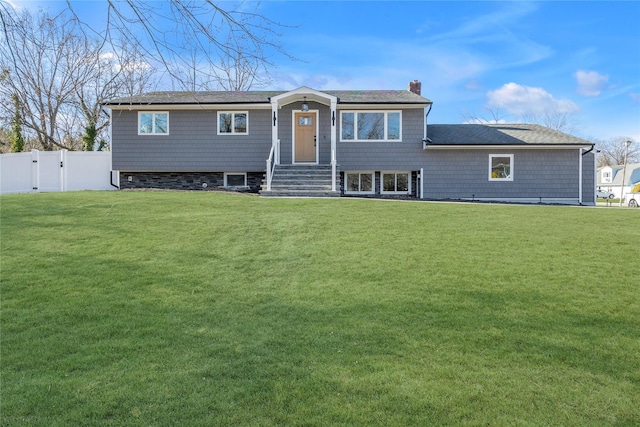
1, 150, 117, 194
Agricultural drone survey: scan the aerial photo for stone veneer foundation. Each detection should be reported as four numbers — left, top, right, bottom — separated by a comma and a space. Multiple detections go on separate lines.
119, 172, 264, 193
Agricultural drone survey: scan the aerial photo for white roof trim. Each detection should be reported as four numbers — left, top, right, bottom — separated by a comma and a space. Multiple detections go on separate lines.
425, 144, 592, 150
270, 86, 337, 107
106, 103, 272, 111
338, 103, 429, 109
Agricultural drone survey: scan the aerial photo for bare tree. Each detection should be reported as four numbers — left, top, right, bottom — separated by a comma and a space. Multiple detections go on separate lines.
463, 107, 511, 124
214, 34, 272, 90
76, 41, 155, 149
595, 137, 639, 167
464, 107, 579, 134
0, 6, 156, 150
74, 0, 290, 91
522, 108, 580, 134
0, 8, 94, 150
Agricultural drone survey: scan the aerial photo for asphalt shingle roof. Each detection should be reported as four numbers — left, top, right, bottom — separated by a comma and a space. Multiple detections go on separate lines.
104, 90, 431, 105
427, 124, 593, 146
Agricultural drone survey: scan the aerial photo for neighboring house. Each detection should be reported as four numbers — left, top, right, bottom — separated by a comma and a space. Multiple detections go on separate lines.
104, 81, 596, 205
597, 163, 640, 198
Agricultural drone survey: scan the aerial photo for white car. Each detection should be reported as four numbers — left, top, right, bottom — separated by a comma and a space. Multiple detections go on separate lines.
596, 189, 615, 199
625, 193, 640, 208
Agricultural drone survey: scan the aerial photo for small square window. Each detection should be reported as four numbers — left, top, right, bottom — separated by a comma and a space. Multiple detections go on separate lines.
489, 154, 514, 181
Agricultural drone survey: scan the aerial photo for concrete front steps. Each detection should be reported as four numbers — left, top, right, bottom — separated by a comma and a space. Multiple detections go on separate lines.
260, 164, 341, 197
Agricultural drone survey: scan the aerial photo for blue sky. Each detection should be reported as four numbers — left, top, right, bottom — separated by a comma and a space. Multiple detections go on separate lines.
12, 1, 640, 142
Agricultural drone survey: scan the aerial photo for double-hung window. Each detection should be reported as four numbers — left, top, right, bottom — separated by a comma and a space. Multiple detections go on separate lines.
489, 154, 514, 181
138, 112, 168, 135
218, 112, 248, 135
381, 172, 410, 194
341, 111, 401, 141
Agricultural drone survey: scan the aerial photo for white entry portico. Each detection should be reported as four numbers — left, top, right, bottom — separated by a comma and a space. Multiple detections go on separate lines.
267, 87, 338, 191
269, 87, 338, 166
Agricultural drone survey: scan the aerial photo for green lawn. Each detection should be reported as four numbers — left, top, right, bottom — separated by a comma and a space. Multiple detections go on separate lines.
1, 191, 638, 426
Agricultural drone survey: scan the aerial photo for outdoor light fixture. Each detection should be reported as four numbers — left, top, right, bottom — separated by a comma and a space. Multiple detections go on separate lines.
302, 96, 309, 112
619, 140, 632, 207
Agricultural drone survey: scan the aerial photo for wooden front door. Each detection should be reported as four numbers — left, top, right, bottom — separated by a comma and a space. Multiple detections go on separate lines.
294, 112, 317, 163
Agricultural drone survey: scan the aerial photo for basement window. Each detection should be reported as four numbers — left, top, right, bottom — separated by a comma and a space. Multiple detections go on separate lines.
345, 172, 375, 194
381, 172, 410, 194
224, 173, 247, 187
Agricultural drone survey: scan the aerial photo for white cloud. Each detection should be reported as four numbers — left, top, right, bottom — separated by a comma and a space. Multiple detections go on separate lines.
629, 93, 640, 104
574, 70, 609, 96
274, 2, 552, 93
486, 83, 579, 117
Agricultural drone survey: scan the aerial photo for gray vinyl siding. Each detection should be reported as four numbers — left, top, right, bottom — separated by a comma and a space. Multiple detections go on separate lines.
582, 151, 596, 204
337, 108, 425, 169
422, 149, 583, 200
111, 109, 272, 171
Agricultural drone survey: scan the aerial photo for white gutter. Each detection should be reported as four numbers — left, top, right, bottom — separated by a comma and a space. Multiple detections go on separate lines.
424, 144, 593, 150
106, 103, 272, 111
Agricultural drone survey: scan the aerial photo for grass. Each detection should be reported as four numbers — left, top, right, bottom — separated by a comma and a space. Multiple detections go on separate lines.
1, 191, 639, 426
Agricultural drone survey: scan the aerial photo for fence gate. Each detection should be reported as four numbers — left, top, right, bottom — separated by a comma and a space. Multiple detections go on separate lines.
0, 150, 115, 194
36, 151, 64, 192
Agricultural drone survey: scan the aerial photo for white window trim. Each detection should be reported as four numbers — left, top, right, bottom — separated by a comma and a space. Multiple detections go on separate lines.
340, 111, 402, 142
489, 154, 514, 182
344, 171, 375, 194
138, 112, 169, 135
224, 172, 247, 187
217, 111, 249, 135
381, 171, 411, 194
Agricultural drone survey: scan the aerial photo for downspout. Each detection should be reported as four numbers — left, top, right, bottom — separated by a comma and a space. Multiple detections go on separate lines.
110, 171, 120, 189
107, 106, 119, 189
580, 144, 595, 205
421, 103, 433, 198
423, 103, 432, 149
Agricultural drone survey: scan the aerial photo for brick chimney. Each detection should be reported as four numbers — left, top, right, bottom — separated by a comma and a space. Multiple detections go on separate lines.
408, 80, 421, 95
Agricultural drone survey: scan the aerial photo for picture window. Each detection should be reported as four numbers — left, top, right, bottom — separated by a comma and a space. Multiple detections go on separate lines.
340, 111, 401, 141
